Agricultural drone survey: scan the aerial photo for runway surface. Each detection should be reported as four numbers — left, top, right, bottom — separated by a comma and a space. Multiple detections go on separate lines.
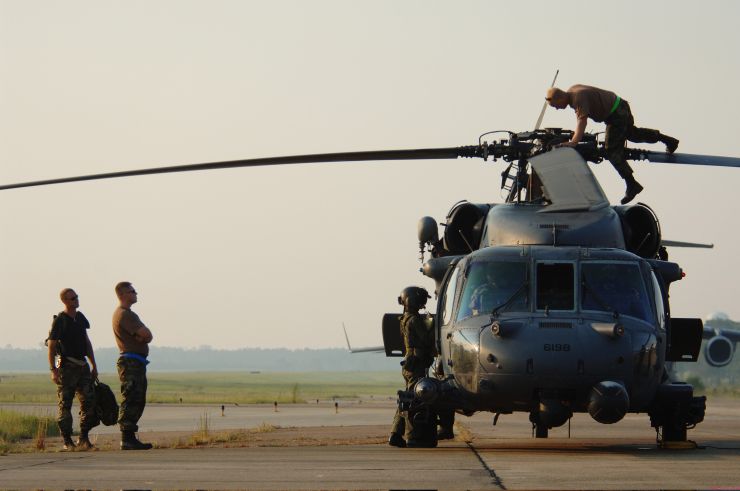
0, 399, 398, 434
2, 398, 740, 489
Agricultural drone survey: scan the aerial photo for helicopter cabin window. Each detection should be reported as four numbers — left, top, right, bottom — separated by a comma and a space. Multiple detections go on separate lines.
580, 262, 652, 322
536, 263, 574, 311
441, 265, 462, 325
456, 261, 528, 321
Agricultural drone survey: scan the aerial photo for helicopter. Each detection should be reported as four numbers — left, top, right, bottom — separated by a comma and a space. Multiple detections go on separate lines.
373, 128, 740, 448
2, 119, 740, 447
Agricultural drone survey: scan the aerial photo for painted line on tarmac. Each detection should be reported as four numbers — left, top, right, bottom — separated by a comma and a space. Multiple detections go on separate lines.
467, 442, 506, 490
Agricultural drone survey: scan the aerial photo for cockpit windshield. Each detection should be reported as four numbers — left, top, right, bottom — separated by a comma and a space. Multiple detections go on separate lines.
581, 262, 652, 322
456, 261, 528, 320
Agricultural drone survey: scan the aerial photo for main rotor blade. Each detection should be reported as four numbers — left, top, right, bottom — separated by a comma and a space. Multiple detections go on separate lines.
638, 151, 740, 168
661, 239, 714, 249
0, 147, 465, 191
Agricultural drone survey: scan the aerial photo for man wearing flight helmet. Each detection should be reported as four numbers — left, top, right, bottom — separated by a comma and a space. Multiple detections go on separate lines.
389, 286, 437, 448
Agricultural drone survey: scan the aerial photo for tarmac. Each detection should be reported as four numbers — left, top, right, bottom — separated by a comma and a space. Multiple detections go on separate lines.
1, 398, 740, 489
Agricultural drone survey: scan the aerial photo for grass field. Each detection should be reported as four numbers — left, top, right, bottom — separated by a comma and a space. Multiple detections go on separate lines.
0, 371, 401, 404
0, 409, 59, 453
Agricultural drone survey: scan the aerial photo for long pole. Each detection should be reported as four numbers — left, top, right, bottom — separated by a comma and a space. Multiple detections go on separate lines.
534, 69, 560, 130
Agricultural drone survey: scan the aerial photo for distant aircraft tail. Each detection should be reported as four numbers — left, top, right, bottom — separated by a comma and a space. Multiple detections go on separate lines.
341, 322, 384, 353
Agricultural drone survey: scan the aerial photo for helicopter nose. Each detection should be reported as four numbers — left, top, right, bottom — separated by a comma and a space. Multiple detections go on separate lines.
587, 380, 629, 424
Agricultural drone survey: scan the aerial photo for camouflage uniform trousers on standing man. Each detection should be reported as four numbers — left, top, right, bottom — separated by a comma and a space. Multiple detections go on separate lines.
56, 362, 99, 436
117, 357, 148, 432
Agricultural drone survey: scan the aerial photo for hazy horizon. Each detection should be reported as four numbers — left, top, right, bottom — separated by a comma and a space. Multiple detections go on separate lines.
0, 344, 399, 372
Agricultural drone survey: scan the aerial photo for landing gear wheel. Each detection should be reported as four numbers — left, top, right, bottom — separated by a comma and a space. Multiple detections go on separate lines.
529, 411, 549, 438
649, 384, 706, 448
535, 424, 549, 439
661, 423, 687, 443
407, 407, 438, 448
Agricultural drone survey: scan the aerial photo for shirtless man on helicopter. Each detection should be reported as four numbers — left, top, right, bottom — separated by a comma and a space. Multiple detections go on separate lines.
546, 84, 680, 205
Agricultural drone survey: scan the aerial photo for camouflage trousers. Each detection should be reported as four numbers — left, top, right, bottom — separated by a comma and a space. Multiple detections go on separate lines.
55, 363, 99, 436
605, 100, 663, 179
117, 356, 148, 432
390, 363, 427, 438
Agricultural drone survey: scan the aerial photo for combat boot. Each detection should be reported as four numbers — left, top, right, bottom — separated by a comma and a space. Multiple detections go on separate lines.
76, 430, 94, 450
662, 135, 679, 153
62, 434, 76, 451
620, 179, 644, 205
120, 430, 153, 450
388, 432, 406, 448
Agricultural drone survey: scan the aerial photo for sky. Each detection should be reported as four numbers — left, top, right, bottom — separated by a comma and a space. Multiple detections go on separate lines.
1, 0, 739, 350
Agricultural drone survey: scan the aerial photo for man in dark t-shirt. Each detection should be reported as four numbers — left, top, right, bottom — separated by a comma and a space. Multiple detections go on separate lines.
47, 288, 99, 450
546, 84, 680, 204
113, 281, 154, 450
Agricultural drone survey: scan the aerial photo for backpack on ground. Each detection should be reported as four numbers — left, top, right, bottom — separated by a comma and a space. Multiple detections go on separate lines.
94, 379, 119, 426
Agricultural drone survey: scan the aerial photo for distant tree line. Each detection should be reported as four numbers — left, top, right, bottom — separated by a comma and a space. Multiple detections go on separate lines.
674, 355, 740, 389
0, 346, 399, 373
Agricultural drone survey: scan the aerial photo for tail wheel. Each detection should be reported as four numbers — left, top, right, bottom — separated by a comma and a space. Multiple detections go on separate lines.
529, 411, 549, 439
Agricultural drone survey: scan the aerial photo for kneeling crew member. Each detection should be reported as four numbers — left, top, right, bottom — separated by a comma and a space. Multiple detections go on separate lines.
546, 84, 679, 205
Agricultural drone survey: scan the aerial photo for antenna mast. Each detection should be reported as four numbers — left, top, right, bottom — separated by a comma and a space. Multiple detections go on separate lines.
534, 69, 560, 130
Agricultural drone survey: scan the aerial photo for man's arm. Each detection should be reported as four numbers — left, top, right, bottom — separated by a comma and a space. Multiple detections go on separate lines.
134, 326, 153, 344
407, 316, 426, 356
400, 318, 412, 355
557, 115, 589, 147
570, 116, 587, 144
48, 340, 60, 384
120, 311, 153, 344
85, 333, 98, 379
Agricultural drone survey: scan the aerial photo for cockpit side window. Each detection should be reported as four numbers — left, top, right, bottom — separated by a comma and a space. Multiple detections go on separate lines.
649, 271, 666, 329
456, 261, 528, 321
536, 263, 574, 311
441, 265, 461, 326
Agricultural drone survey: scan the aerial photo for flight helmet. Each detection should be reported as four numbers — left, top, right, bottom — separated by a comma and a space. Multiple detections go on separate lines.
398, 286, 431, 311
